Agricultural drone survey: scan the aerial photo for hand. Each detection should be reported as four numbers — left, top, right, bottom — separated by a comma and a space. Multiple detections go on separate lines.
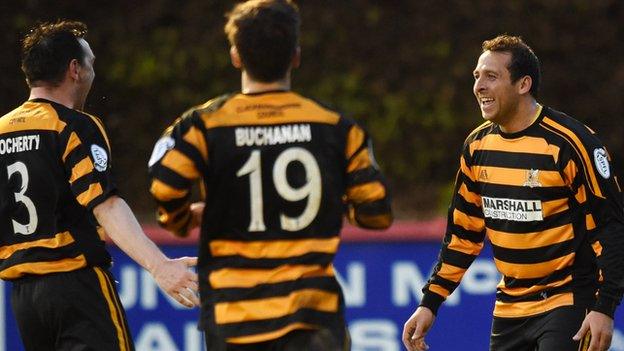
150, 256, 200, 308
189, 202, 205, 231
403, 306, 435, 351
573, 311, 614, 351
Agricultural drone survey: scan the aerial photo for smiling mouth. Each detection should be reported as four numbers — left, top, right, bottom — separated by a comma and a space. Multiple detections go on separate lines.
479, 97, 494, 108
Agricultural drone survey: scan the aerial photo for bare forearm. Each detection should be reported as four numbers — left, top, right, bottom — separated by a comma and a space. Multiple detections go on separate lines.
93, 196, 199, 307
94, 196, 167, 272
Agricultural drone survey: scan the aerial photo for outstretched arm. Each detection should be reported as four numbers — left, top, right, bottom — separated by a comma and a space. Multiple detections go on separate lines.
93, 195, 200, 307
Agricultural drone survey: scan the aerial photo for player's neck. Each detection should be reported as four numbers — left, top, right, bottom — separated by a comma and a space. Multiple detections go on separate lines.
29, 85, 80, 110
241, 71, 291, 94
498, 99, 540, 134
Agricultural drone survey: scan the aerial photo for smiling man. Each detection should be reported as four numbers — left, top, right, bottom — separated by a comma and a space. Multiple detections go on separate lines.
403, 35, 624, 351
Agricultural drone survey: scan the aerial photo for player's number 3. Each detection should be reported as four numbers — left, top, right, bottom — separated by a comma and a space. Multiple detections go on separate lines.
7, 161, 38, 235
237, 147, 322, 232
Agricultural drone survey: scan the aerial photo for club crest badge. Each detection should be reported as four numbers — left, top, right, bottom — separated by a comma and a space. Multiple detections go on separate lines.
523, 169, 541, 188
90, 144, 108, 172
594, 148, 610, 179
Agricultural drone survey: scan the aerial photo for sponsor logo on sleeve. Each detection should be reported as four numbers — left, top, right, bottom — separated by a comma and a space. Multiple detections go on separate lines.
148, 136, 175, 167
482, 196, 543, 222
90, 144, 108, 172
593, 148, 610, 179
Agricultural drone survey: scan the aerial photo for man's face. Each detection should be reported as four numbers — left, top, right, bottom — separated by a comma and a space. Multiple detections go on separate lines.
76, 38, 95, 109
472, 51, 521, 125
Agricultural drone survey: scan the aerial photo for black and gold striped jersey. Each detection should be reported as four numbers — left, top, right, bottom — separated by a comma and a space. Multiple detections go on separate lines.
421, 105, 624, 319
0, 98, 116, 280
148, 91, 392, 344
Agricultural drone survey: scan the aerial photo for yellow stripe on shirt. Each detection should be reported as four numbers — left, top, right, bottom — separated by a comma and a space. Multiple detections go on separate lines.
214, 289, 339, 324
487, 223, 574, 250
0, 255, 86, 280
493, 292, 573, 318
160, 149, 199, 180
345, 125, 365, 158
0, 231, 74, 259
70, 157, 94, 183
62, 131, 82, 162
76, 182, 103, 207
346, 181, 386, 203
210, 264, 335, 289
542, 117, 603, 198
494, 253, 575, 279
227, 322, 317, 344
210, 237, 340, 259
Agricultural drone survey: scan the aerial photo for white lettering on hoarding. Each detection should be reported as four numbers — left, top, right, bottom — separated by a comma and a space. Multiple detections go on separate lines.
336, 262, 366, 307
392, 261, 428, 306
135, 323, 180, 351
611, 329, 624, 351
350, 319, 400, 351
391, 259, 499, 307
6, 260, 624, 350
391, 261, 459, 307
117, 265, 138, 307
184, 322, 203, 351
134, 322, 202, 351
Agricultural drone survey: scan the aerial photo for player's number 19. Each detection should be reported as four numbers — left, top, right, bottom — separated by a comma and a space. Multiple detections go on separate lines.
237, 147, 322, 232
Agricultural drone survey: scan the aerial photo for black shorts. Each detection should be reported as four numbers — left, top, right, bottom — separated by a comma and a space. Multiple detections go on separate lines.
10, 267, 134, 351
205, 327, 350, 351
490, 305, 590, 351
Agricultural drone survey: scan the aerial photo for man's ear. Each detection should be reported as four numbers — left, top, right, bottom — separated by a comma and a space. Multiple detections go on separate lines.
230, 46, 242, 69
67, 58, 81, 82
291, 46, 301, 69
518, 75, 533, 95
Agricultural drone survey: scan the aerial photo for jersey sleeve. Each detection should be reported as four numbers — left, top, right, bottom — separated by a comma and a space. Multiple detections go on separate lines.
561, 130, 624, 318
148, 110, 208, 236
59, 114, 117, 210
420, 141, 487, 315
343, 123, 393, 229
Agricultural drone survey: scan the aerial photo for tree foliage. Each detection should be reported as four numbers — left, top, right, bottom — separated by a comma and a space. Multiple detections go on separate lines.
1, 1, 623, 217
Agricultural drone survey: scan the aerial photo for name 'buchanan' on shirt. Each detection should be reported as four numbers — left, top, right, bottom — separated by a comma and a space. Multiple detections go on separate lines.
235, 124, 311, 147
0, 134, 40, 155
482, 196, 543, 222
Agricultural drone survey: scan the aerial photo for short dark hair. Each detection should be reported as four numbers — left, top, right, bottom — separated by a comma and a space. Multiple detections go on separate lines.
482, 35, 541, 97
225, 0, 300, 83
21, 20, 88, 87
